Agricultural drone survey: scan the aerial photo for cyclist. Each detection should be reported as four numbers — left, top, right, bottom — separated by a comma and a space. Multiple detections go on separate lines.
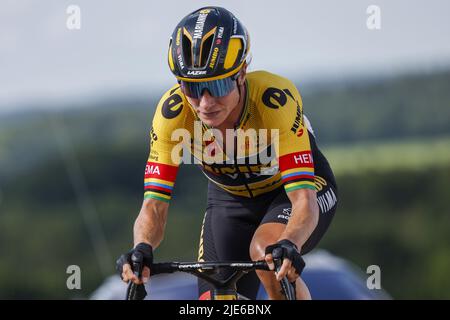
117, 6, 338, 300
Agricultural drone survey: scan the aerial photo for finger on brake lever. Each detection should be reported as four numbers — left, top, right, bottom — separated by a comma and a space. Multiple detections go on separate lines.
132, 251, 143, 279
128, 252, 147, 300
271, 247, 295, 299
272, 247, 283, 272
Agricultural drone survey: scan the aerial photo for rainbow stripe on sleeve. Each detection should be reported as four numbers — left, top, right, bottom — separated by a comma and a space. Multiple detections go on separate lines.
143, 161, 178, 202
279, 151, 316, 192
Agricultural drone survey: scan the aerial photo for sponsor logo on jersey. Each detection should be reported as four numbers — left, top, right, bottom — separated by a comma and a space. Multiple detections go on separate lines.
149, 150, 159, 161
277, 207, 292, 221
293, 152, 313, 165
279, 150, 314, 170
290, 102, 304, 135
145, 164, 160, 175
144, 161, 178, 181
203, 163, 264, 178
317, 188, 337, 213
171, 121, 279, 167
260, 165, 279, 176
161, 93, 183, 119
314, 176, 328, 192
262, 87, 288, 109
150, 127, 158, 147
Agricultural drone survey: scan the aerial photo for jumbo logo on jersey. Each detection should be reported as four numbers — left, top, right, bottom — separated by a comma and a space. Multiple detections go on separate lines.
290, 100, 303, 136
161, 92, 183, 119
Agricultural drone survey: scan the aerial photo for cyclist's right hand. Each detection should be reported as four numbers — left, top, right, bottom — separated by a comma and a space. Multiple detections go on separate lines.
116, 242, 153, 285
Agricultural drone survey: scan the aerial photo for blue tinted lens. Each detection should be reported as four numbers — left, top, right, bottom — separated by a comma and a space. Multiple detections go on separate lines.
181, 77, 236, 98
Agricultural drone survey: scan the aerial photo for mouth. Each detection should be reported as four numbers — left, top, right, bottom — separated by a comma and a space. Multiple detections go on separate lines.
201, 110, 221, 118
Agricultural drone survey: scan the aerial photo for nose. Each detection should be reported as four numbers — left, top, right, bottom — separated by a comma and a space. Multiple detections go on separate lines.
199, 90, 216, 109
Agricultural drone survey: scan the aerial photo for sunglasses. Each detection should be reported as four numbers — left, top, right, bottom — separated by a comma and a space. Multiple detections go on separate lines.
179, 75, 238, 99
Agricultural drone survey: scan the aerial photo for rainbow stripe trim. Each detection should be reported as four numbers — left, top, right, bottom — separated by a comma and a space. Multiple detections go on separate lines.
143, 162, 178, 202
279, 151, 316, 192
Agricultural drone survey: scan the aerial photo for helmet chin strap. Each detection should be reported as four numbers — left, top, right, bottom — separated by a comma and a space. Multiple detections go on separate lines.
237, 79, 242, 104
235, 69, 245, 105
233, 76, 246, 128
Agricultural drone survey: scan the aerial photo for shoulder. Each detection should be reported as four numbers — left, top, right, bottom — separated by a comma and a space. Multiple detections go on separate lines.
246, 70, 298, 92
152, 84, 192, 135
247, 71, 303, 125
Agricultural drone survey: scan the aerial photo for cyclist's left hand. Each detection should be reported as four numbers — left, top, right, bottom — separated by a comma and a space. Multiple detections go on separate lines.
264, 239, 305, 282
116, 242, 153, 284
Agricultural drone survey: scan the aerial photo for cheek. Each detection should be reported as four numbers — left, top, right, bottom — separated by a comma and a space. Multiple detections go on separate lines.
186, 97, 200, 108
219, 92, 239, 112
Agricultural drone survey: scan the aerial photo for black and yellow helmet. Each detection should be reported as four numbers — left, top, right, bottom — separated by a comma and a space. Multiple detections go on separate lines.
168, 7, 250, 82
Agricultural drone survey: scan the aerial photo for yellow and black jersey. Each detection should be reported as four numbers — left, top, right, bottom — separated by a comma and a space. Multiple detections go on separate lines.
144, 70, 335, 202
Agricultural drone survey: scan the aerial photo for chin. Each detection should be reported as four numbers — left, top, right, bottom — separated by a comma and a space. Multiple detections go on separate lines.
200, 116, 225, 128
202, 119, 219, 127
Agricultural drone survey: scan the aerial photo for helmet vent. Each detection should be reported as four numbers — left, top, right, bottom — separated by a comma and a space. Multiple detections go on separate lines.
200, 34, 214, 68
182, 34, 193, 67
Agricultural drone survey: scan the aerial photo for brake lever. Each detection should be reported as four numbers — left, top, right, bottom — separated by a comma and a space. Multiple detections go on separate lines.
126, 251, 147, 300
272, 247, 296, 300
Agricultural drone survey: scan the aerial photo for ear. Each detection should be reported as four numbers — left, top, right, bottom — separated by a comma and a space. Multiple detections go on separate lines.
237, 64, 247, 86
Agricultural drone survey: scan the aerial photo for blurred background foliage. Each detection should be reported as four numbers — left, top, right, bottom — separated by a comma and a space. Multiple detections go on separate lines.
1, 70, 450, 299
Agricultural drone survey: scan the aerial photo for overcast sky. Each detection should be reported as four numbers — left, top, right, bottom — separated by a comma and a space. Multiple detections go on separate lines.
1, 0, 450, 112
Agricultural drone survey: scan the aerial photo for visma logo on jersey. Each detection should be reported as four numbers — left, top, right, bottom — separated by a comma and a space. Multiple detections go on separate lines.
170, 120, 280, 167
145, 164, 161, 175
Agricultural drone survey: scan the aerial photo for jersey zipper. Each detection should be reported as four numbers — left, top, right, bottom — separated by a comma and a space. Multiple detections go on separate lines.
233, 124, 254, 198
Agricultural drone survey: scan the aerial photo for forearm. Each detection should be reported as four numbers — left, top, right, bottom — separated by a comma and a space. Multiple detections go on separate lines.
281, 191, 319, 250
133, 199, 169, 248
